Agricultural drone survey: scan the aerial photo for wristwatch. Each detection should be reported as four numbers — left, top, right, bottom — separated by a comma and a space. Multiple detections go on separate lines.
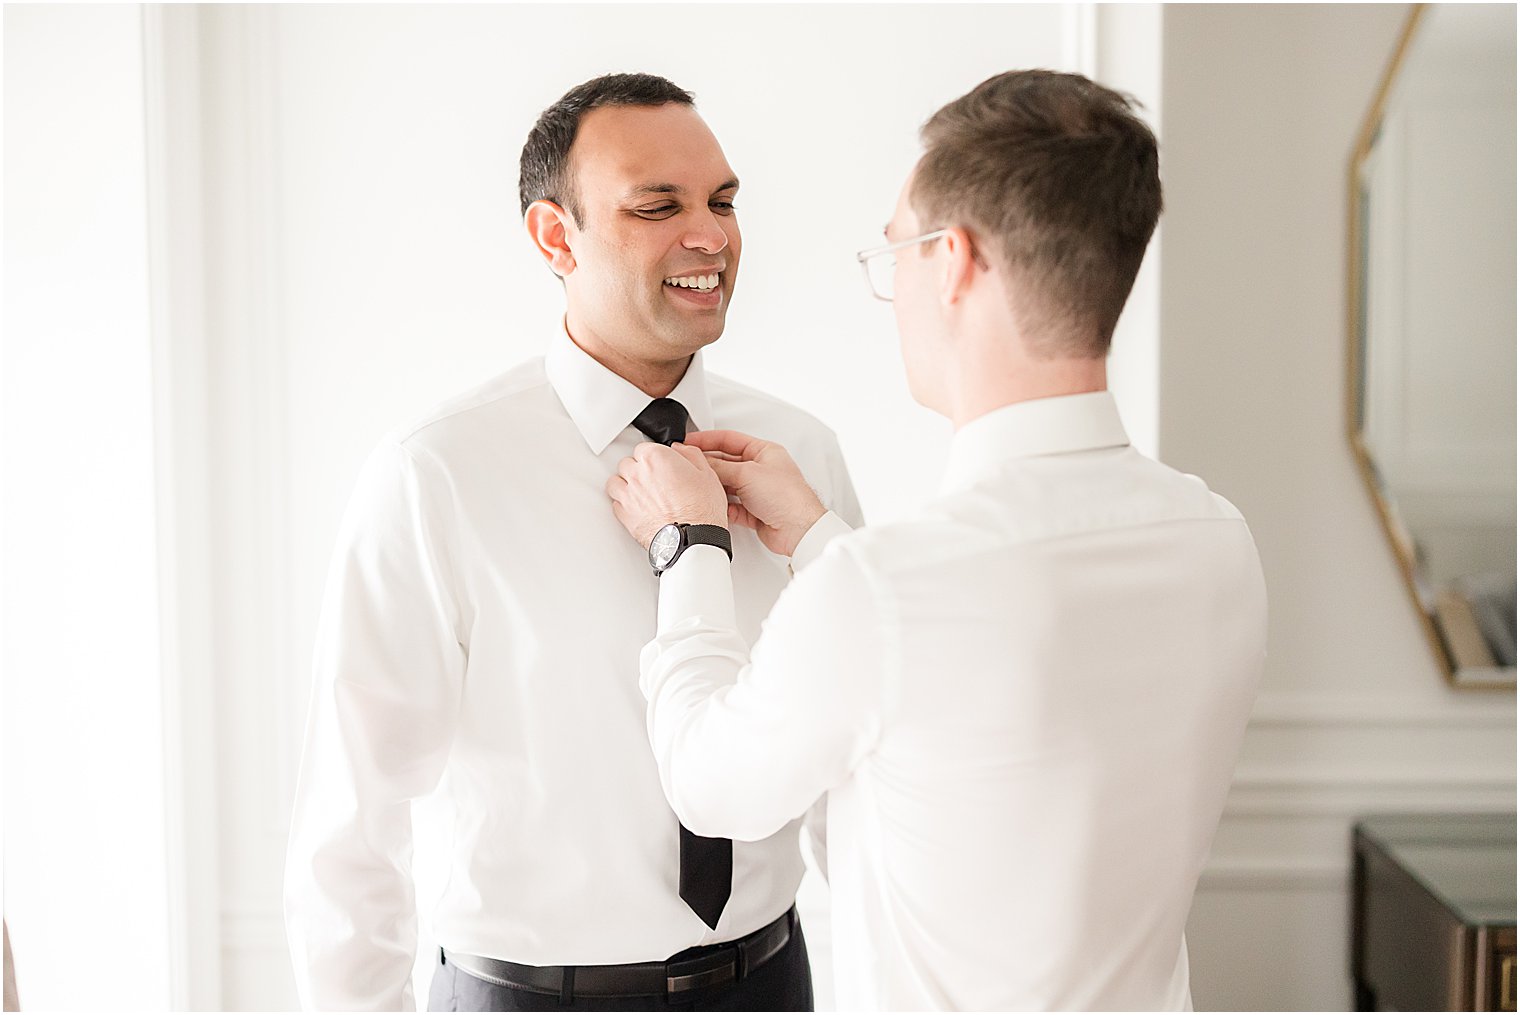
648, 523, 733, 576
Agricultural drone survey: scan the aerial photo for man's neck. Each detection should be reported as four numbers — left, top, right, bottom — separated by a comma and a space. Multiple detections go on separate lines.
564, 315, 691, 399
949, 355, 1108, 430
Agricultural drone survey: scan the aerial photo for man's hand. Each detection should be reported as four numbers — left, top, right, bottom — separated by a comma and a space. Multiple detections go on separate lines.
606, 442, 729, 550
680, 430, 826, 558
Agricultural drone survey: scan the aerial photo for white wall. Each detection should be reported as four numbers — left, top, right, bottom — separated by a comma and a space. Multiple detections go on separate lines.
1, 5, 174, 1009
1158, 6, 1517, 1010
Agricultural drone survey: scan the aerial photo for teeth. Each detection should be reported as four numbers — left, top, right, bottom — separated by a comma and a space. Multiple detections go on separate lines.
664, 273, 720, 291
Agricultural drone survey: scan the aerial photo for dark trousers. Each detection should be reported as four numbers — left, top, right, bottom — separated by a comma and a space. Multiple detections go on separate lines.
427, 919, 814, 1012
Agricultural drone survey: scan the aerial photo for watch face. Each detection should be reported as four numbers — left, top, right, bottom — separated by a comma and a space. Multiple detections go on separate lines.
649, 524, 682, 570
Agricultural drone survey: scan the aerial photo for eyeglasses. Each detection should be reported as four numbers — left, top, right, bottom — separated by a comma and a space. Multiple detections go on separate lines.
855, 229, 949, 302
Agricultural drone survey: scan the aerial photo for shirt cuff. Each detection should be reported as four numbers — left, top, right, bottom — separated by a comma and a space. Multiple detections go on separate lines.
657, 543, 736, 635
789, 511, 854, 574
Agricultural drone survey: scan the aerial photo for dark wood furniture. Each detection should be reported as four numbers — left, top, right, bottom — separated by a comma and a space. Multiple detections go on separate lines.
1353, 814, 1516, 1011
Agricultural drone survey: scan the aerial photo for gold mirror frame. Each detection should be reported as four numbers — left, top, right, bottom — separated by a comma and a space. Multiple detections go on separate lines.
1346, 3, 1515, 691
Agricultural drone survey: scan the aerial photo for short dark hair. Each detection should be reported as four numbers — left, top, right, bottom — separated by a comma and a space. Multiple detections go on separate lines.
912, 70, 1162, 358
519, 72, 695, 226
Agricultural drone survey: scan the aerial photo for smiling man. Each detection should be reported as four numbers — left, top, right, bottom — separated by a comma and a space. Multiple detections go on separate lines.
284, 73, 861, 1012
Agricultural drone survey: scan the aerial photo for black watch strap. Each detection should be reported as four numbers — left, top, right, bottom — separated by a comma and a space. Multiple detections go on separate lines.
680, 524, 733, 562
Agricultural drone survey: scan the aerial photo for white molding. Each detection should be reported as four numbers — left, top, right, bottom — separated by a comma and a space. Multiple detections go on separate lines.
142, 5, 224, 1009
202, 4, 299, 853
1089, 3, 1163, 460
1224, 783, 1514, 818
1247, 693, 1515, 727
1225, 761, 1515, 817
1197, 859, 1347, 892
238, 5, 302, 825
221, 902, 289, 960
1231, 769, 1515, 790
221, 910, 290, 954
188, 3, 301, 924
1062, 3, 1098, 78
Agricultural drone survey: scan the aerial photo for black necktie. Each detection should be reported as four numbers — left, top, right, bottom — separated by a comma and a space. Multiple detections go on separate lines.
632, 397, 691, 448
630, 397, 733, 930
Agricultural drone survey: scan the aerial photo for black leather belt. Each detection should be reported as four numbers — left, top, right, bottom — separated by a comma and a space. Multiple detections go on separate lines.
442, 906, 795, 1000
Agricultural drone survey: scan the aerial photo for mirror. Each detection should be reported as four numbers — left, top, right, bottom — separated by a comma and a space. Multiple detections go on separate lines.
1348, 4, 1517, 689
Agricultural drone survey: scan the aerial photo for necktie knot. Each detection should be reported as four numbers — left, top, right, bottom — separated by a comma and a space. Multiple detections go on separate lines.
632, 398, 691, 447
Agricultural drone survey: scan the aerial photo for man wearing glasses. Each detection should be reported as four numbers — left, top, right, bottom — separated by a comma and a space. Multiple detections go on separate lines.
607, 70, 1267, 1010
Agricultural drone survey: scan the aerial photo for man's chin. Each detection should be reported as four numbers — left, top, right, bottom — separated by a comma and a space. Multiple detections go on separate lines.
656, 317, 726, 354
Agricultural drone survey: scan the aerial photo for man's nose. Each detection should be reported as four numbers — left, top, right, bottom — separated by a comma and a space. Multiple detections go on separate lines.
682, 211, 730, 255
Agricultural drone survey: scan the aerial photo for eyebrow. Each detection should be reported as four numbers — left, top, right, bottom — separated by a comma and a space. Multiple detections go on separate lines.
624, 178, 741, 200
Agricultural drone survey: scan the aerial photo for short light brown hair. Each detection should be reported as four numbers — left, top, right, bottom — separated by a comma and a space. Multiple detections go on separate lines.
912, 69, 1162, 358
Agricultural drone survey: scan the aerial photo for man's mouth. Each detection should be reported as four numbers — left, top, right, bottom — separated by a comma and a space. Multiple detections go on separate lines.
662, 272, 722, 292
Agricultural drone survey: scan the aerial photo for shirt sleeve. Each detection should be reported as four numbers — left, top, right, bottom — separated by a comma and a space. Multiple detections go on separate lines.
793, 428, 866, 868
790, 512, 857, 574
284, 437, 468, 1011
639, 540, 887, 843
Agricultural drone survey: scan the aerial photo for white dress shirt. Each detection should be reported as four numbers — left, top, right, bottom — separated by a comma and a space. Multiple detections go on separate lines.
284, 326, 863, 1011
642, 391, 1268, 1011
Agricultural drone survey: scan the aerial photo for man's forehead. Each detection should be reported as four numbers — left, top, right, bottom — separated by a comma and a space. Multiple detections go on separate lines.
573, 104, 735, 196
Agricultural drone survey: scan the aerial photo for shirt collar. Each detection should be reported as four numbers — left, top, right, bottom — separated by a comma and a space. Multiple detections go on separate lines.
544, 319, 715, 455
940, 390, 1131, 494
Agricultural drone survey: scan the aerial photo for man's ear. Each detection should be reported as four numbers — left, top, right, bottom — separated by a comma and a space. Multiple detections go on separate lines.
938, 226, 980, 305
525, 200, 577, 277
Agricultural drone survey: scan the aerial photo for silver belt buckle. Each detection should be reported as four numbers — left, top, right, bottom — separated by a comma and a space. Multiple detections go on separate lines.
666, 958, 736, 994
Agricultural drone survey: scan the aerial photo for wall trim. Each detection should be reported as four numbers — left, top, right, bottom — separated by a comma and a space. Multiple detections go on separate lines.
1248, 692, 1515, 727
1232, 769, 1515, 790
221, 910, 290, 954
1198, 859, 1348, 892
143, 5, 224, 1009
244, 5, 302, 823
201, 3, 300, 864
1225, 765, 1514, 817
1062, 3, 1098, 77
1225, 788, 1514, 819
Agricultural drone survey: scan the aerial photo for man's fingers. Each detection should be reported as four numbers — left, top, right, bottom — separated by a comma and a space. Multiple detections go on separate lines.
633, 440, 674, 463
604, 474, 626, 500
683, 429, 768, 461
671, 443, 710, 471
727, 501, 759, 531
705, 456, 748, 488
